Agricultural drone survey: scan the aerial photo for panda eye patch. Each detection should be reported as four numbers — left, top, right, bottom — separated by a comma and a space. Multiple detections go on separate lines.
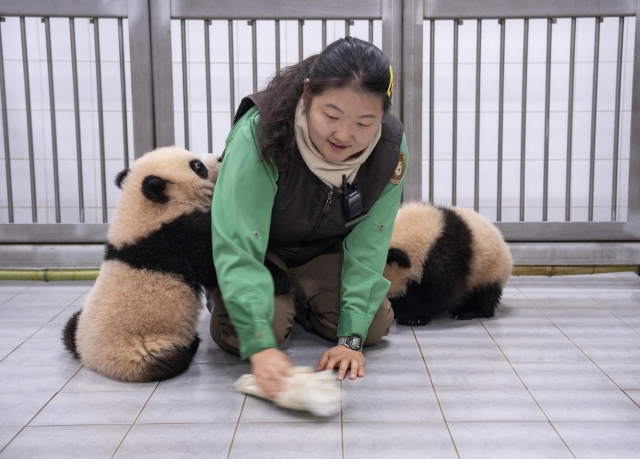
189, 160, 209, 179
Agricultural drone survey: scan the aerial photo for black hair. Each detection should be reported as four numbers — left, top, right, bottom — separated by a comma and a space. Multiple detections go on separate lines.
256, 37, 392, 170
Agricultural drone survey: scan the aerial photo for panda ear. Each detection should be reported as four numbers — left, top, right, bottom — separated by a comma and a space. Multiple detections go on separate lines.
387, 248, 411, 268
141, 175, 169, 204
114, 168, 130, 189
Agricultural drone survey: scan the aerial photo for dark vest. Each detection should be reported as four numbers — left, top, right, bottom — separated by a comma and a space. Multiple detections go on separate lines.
231, 93, 403, 267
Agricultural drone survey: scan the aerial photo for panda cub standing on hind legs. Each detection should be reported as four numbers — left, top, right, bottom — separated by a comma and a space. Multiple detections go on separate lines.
383, 202, 513, 326
62, 146, 290, 382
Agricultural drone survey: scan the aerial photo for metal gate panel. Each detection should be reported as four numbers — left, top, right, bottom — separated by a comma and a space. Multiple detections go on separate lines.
149, 0, 402, 150
400, 0, 640, 250
0, 0, 638, 267
0, 0, 153, 242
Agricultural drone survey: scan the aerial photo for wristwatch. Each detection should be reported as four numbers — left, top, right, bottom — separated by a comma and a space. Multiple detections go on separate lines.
338, 334, 364, 352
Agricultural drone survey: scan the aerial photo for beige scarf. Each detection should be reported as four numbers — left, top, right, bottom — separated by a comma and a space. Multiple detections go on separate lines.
294, 98, 381, 190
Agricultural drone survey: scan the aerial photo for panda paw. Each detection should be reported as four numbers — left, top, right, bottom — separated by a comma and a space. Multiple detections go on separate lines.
396, 317, 431, 326
450, 310, 492, 320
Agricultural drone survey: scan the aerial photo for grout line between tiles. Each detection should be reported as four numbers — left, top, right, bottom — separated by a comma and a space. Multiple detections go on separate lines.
340, 379, 345, 459
413, 326, 461, 459
0, 363, 85, 455
226, 395, 247, 459
109, 380, 160, 459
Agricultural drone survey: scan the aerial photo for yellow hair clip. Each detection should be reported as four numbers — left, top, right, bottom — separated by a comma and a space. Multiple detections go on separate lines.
387, 65, 393, 97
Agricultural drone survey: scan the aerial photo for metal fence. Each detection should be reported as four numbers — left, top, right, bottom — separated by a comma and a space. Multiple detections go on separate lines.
0, 0, 639, 267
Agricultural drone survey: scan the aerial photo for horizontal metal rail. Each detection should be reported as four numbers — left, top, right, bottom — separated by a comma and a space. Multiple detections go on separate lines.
424, 0, 636, 19
0, 0, 129, 18
170, 0, 382, 19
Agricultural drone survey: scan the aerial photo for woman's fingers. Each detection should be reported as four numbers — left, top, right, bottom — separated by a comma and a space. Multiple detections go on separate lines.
316, 346, 366, 381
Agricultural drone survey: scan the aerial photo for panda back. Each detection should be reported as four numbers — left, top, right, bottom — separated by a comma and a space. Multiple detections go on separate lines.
451, 206, 513, 289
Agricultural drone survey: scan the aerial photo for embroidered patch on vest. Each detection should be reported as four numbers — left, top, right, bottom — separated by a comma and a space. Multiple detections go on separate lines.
389, 152, 407, 185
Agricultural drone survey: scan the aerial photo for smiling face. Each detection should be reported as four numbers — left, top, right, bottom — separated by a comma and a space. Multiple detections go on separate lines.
304, 82, 385, 163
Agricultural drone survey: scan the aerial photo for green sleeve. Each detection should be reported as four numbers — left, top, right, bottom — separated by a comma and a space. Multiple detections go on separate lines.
211, 107, 280, 360
337, 134, 409, 339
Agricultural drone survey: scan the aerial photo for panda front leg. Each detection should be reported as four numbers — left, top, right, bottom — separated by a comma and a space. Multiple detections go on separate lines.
449, 282, 503, 320
389, 293, 433, 326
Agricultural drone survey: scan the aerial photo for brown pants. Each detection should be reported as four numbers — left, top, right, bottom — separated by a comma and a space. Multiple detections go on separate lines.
210, 250, 394, 356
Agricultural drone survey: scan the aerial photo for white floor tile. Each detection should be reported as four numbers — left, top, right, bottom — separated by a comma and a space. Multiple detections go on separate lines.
530, 389, 640, 422
449, 421, 573, 459
342, 389, 443, 422
0, 425, 129, 459
229, 423, 342, 459
343, 422, 457, 459
553, 422, 640, 459
114, 423, 236, 459
437, 389, 547, 421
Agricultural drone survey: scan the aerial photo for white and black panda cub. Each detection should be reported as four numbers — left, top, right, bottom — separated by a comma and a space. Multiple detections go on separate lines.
384, 202, 513, 326
62, 146, 290, 382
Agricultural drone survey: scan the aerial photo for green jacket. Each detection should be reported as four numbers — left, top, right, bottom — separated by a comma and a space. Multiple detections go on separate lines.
211, 106, 409, 360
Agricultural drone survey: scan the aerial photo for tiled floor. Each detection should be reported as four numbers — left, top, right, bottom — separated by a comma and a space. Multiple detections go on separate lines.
1, 273, 640, 458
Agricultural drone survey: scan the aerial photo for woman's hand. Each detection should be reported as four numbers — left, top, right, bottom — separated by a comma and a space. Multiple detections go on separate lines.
315, 346, 365, 381
249, 348, 293, 398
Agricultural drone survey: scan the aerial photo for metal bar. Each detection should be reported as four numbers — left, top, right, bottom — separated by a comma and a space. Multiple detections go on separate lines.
497, 18, 505, 221
0, 17, 13, 223
91, 18, 107, 223
588, 17, 602, 222
542, 18, 554, 222
205, 20, 212, 153
399, 0, 421, 200
520, 18, 529, 222
21, 17, 37, 223
369, 19, 373, 43
69, 18, 84, 223
345, 19, 349, 37
322, 19, 326, 49
628, 12, 640, 225
382, 0, 402, 118
566, 17, 576, 222
228, 20, 235, 126
43, 17, 60, 223
474, 19, 482, 212
276, 20, 281, 73
118, 18, 129, 169
128, 0, 156, 157
299, 20, 304, 62
252, 20, 258, 93
429, 19, 435, 204
423, 0, 635, 20
452, 19, 460, 206
611, 16, 625, 221
149, 0, 175, 149
181, 19, 189, 150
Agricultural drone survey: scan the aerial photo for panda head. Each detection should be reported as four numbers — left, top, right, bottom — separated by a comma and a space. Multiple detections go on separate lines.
383, 202, 444, 298
108, 146, 221, 248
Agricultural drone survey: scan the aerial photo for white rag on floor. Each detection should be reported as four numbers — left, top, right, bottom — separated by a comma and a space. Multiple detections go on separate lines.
234, 366, 342, 417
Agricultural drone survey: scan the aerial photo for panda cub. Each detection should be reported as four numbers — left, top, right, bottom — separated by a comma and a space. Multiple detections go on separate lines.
62, 146, 289, 382
384, 202, 513, 326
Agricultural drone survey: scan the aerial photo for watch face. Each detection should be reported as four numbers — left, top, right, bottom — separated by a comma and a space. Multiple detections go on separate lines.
347, 335, 362, 350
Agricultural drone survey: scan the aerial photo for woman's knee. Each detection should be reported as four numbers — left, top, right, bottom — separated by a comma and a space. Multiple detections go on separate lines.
364, 297, 394, 346
271, 292, 297, 346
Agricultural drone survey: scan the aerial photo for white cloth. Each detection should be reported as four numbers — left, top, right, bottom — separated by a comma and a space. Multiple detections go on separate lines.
294, 98, 381, 190
234, 366, 342, 417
